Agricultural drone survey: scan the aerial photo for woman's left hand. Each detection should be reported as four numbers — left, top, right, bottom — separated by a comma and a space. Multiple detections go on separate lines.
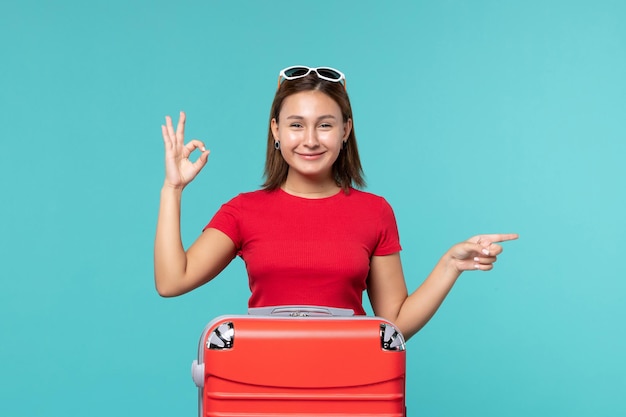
448, 234, 519, 272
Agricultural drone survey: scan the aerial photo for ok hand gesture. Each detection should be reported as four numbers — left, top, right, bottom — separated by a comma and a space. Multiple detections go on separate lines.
161, 111, 210, 189
448, 234, 519, 272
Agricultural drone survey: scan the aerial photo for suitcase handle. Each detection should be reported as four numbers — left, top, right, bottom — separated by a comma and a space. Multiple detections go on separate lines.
248, 305, 354, 317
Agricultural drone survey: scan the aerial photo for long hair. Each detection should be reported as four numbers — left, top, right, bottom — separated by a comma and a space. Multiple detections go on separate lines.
262, 73, 365, 192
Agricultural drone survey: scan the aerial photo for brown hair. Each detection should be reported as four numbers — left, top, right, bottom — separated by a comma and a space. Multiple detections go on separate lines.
262, 73, 365, 192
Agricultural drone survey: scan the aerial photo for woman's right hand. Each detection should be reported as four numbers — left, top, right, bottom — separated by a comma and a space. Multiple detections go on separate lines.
161, 111, 210, 189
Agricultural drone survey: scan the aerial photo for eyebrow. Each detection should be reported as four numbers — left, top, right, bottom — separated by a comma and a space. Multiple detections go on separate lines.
285, 114, 338, 121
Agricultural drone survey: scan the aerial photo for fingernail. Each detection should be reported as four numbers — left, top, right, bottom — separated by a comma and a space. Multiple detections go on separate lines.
473, 257, 480, 262
482, 249, 490, 255
474, 264, 480, 269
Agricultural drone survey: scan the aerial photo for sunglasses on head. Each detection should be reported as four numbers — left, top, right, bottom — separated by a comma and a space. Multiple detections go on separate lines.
278, 66, 346, 89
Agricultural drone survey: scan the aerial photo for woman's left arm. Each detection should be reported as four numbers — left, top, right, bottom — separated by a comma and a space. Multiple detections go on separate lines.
367, 234, 518, 341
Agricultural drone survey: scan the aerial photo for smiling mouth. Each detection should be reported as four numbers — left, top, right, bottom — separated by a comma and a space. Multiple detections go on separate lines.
296, 151, 325, 157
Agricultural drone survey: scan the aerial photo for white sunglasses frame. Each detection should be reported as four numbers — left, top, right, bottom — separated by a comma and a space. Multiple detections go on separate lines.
278, 66, 346, 88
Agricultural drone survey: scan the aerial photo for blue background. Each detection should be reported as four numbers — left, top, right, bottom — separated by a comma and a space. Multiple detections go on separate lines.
1, 1, 625, 416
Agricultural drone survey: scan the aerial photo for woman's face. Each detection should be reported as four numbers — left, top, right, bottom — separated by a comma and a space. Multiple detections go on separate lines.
271, 90, 352, 187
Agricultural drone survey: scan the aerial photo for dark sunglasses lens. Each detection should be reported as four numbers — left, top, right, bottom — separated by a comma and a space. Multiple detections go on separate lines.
317, 69, 342, 80
284, 67, 309, 78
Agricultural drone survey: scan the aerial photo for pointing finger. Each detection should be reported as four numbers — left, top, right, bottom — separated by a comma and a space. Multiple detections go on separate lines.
477, 233, 519, 244
469, 233, 519, 246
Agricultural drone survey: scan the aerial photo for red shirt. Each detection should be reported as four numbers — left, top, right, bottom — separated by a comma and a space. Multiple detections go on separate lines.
206, 188, 402, 315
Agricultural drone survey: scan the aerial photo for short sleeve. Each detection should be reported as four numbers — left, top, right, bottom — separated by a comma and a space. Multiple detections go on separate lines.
204, 195, 242, 251
373, 198, 402, 256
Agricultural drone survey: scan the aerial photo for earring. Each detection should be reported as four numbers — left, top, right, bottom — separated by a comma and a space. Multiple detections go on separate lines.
274, 141, 280, 150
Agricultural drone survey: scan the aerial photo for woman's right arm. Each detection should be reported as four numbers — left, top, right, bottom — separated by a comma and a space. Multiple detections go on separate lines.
153, 112, 237, 297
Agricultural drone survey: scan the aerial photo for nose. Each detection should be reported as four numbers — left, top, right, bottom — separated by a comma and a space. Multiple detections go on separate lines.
303, 127, 319, 147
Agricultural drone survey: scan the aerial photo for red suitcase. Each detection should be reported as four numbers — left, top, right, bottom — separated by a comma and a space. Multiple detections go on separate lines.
191, 306, 406, 417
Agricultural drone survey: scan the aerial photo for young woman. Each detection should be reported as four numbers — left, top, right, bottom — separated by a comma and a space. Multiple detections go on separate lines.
154, 66, 518, 341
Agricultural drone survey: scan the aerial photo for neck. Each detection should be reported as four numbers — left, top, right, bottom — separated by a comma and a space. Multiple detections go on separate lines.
282, 176, 341, 198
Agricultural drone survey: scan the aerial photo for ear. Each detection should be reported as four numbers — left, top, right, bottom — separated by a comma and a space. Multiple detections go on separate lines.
271, 118, 279, 141
343, 118, 353, 141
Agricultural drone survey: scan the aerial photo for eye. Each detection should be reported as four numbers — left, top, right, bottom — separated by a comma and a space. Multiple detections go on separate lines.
290, 122, 303, 128
319, 123, 333, 129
